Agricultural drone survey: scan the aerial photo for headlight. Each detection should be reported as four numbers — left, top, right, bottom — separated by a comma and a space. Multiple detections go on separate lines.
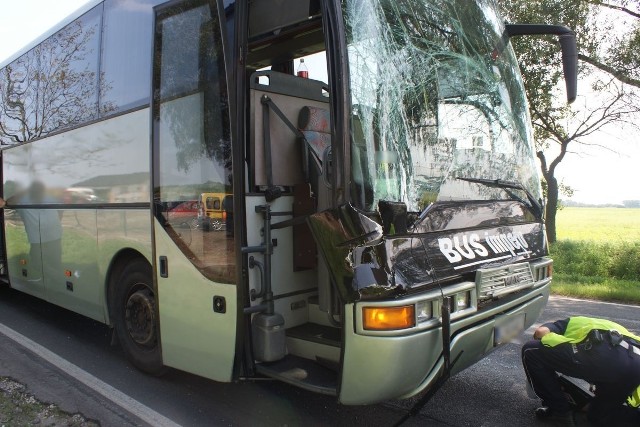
362, 305, 415, 330
416, 300, 433, 323
455, 291, 472, 311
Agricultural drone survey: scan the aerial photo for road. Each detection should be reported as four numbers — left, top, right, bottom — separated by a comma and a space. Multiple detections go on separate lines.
0, 285, 637, 427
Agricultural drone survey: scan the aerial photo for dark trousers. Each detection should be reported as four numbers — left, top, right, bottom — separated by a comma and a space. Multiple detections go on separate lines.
522, 339, 640, 426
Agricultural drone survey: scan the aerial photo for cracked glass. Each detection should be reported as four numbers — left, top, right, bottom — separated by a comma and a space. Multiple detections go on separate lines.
345, 0, 541, 213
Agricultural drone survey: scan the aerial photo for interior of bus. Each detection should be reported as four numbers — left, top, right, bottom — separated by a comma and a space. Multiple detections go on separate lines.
242, 0, 343, 392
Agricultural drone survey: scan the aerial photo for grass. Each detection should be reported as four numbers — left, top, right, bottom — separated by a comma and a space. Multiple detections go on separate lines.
555, 207, 640, 242
551, 273, 640, 305
551, 207, 640, 304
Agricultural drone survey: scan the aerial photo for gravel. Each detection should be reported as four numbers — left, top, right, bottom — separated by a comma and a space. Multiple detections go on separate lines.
0, 377, 99, 427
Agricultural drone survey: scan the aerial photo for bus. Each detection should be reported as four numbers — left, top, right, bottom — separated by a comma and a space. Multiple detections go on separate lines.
0, 0, 576, 406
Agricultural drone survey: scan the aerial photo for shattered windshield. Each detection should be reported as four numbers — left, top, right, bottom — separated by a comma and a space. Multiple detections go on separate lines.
345, 0, 541, 213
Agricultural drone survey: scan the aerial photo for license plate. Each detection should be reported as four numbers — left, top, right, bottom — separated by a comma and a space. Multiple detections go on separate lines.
494, 313, 526, 346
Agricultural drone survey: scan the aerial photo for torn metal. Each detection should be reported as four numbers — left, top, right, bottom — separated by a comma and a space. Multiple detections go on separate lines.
308, 200, 547, 303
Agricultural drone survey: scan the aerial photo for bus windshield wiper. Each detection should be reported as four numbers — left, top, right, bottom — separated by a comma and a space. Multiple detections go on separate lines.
457, 176, 544, 220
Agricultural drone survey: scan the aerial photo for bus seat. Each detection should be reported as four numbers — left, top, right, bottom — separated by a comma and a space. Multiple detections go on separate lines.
249, 70, 328, 191
298, 106, 331, 192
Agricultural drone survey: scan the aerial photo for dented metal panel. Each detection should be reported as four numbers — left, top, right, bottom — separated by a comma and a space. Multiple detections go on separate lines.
308, 200, 547, 303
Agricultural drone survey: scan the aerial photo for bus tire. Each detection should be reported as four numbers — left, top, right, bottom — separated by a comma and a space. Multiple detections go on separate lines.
113, 259, 165, 375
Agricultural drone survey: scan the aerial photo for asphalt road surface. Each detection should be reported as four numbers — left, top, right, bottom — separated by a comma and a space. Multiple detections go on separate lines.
0, 285, 637, 427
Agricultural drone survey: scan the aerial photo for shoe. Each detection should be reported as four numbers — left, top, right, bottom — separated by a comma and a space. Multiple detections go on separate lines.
534, 407, 576, 427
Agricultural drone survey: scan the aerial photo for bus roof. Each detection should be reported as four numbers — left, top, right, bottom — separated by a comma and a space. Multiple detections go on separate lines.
0, 0, 103, 69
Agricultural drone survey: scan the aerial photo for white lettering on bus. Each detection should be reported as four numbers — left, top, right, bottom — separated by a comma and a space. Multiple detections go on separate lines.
438, 231, 529, 265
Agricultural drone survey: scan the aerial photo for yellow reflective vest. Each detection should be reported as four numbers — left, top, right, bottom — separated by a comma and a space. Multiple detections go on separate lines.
540, 316, 640, 408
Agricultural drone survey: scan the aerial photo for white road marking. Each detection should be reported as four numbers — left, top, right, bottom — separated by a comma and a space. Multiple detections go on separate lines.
0, 322, 181, 427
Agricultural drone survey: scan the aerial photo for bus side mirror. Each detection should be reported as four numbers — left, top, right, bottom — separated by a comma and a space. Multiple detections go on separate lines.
504, 24, 578, 104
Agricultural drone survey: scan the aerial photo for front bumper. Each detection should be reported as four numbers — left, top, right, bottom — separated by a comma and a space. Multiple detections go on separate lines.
338, 282, 550, 405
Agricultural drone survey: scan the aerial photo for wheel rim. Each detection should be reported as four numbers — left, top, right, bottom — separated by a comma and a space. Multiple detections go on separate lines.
125, 285, 156, 347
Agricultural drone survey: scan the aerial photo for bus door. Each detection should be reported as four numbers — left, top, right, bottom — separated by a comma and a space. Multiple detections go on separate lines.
151, 0, 238, 381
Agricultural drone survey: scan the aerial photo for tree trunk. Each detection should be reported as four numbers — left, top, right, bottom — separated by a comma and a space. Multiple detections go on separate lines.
545, 175, 559, 243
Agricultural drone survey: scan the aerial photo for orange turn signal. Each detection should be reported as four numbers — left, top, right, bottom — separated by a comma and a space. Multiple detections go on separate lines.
362, 305, 415, 331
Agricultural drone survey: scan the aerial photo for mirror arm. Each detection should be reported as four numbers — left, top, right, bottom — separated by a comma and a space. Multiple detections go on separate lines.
505, 24, 578, 104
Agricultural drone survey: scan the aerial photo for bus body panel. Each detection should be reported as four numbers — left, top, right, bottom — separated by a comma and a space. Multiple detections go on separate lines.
97, 208, 153, 322
2, 106, 153, 321
4, 208, 45, 298
45, 209, 102, 321
154, 218, 237, 382
339, 283, 550, 405
4, 208, 153, 325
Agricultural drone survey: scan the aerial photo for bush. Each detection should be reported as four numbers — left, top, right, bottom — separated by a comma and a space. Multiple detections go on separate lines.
550, 240, 640, 281
551, 273, 640, 305
608, 242, 640, 280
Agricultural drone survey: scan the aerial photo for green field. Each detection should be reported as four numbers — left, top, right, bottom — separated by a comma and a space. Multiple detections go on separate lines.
552, 207, 640, 304
555, 207, 640, 242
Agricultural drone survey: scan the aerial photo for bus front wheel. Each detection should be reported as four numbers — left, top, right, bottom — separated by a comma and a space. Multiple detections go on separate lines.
114, 259, 165, 375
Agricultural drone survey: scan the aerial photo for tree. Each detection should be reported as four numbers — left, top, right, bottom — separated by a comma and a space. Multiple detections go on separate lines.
499, 0, 640, 242
580, 0, 640, 88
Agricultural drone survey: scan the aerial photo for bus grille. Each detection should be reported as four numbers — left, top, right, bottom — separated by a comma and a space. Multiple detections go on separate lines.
476, 262, 535, 300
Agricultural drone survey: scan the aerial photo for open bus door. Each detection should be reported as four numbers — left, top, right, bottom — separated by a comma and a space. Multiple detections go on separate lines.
151, 0, 239, 382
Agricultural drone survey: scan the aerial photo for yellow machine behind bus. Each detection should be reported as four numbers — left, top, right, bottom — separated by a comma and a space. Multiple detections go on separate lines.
198, 192, 233, 231
0, 0, 577, 407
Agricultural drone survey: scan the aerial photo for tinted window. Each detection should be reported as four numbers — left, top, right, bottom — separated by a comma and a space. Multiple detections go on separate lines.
0, 6, 102, 144
154, 0, 234, 283
100, 0, 165, 115
42, 6, 102, 133
0, 49, 39, 144
157, 5, 210, 99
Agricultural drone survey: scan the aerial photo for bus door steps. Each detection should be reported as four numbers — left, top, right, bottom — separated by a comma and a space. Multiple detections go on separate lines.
286, 322, 341, 347
255, 354, 338, 396
285, 323, 342, 367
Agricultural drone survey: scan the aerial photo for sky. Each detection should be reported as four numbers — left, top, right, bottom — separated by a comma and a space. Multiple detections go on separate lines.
0, 0, 639, 205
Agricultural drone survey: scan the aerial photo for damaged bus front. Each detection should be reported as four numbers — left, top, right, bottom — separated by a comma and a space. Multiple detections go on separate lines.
153, 0, 576, 406
287, 0, 571, 404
